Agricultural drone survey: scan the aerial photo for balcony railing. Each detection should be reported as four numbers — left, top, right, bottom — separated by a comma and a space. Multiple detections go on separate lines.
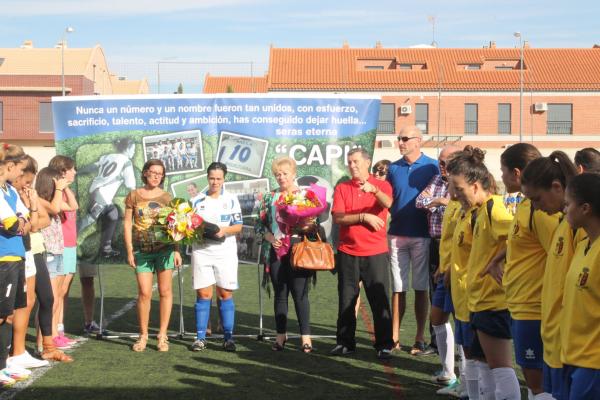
416, 121, 428, 135
464, 121, 478, 135
498, 121, 511, 135
377, 120, 395, 134
547, 121, 573, 135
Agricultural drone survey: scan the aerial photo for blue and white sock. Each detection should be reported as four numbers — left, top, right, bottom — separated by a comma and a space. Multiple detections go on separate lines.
194, 298, 211, 340
219, 297, 235, 341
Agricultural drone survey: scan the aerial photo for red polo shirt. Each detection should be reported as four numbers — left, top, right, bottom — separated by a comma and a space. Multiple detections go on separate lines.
331, 175, 392, 256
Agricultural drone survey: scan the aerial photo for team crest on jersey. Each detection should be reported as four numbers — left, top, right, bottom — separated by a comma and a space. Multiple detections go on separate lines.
554, 237, 565, 256
577, 267, 590, 289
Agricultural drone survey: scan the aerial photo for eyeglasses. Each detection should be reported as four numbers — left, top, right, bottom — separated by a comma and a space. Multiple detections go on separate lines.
374, 169, 387, 177
146, 171, 164, 178
397, 136, 418, 143
439, 160, 447, 168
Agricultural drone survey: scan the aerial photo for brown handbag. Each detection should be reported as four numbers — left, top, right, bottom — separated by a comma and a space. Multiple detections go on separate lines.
291, 232, 335, 271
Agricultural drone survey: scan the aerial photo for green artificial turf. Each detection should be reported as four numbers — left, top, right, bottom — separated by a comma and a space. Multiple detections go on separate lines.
10, 264, 525, 400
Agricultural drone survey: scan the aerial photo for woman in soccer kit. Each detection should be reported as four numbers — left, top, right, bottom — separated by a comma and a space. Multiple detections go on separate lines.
520, 151, 581, 399
189, 162, 242, 352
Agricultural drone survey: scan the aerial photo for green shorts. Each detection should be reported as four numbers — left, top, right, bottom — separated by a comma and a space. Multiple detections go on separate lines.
134, 249, 175, 274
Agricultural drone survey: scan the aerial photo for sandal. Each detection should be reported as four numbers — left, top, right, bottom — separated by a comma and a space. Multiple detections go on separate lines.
41, 346, 74, 363
157, 335, 169, 352
300, 343, 313, 354
271, 340, 286, 352
132, 334, 148, 352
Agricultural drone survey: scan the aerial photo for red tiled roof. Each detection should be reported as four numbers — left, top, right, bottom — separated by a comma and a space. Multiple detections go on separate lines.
204, 46, 600, 92
203, 74, 268, 93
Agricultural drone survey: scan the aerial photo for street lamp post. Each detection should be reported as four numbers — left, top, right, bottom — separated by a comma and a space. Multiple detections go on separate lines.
514, 32, 524, 142
61, 27, 75, 96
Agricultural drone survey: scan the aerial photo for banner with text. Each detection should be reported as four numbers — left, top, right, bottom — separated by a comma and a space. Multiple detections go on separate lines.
52, 94, 380, 263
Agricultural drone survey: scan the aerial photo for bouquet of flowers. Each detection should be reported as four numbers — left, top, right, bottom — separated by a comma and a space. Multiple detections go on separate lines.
153, 198, 204, 245
273, 184, 327, 258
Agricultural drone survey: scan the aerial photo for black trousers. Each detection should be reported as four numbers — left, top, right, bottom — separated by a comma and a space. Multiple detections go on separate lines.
269, 248, 312, 335
33, 253, 54, 337
335, 251, 393, 351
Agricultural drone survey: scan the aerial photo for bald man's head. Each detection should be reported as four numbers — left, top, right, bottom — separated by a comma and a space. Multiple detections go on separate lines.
439, 145, 462, 177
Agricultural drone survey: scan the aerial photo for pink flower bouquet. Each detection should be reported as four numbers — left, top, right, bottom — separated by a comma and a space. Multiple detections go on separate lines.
273, 183, 327, 258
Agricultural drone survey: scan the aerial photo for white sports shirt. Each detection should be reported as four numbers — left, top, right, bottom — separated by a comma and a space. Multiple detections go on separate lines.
190, 189, 242, 257
88, 153, 136, 204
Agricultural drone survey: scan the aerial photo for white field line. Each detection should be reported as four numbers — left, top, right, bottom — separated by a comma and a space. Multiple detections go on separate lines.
0, 266, 187, 399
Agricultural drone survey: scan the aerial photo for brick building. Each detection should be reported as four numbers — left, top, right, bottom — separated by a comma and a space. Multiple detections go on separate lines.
203, 43, 600, 175
0, 41, 148, 165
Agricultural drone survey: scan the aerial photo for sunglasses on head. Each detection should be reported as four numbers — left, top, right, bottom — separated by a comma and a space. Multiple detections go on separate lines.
397, 136, 418, 143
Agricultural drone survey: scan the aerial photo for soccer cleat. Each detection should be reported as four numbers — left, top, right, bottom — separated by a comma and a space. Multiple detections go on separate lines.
447, 380, 468, 399
436, 378, 461, 395
377, 348, 393, 360
7, 351, 50, 369
83, 321, 108, 336
222, 339, 236, 352
430, 370, 457, 385
191, 339, 207, 352
329, 344, 355, 356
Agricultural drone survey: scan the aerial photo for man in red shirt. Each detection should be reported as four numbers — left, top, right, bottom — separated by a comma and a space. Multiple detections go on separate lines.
330, 148, 394, 359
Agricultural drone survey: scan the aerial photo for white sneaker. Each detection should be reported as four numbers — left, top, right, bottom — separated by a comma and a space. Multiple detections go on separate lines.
8, 350, 50, 368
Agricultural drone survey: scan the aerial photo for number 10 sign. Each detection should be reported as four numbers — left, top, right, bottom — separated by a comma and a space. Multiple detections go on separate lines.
216, 131, 269, 178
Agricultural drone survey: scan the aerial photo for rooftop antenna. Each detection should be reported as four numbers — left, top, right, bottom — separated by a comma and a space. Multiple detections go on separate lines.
428, 16, 437, 47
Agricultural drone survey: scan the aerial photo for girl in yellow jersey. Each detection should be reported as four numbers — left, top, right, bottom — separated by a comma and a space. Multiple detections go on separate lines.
520, 151, 580, 400
494, 144, 561, 399
447, 185, 477, 399
560, 173, 600, 400
447, 146, 520, 400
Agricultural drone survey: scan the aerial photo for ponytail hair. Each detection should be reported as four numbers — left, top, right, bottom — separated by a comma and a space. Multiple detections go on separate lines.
446, 146, 496, 192
567, 173, 600, 218
574, 147, 600, 174
0, 143, 25, 165
500, 142, 542, 171
521, 151, 577, 190
22, 155, 38, 175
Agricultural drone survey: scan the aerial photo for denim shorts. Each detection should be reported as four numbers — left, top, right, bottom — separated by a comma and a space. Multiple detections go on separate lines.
46, 253, 64, 278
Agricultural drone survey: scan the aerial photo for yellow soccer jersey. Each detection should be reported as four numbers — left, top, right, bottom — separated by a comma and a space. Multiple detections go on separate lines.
450, 207, 475, 322
504, 199, 560, 320
439, 200, 462, 274
467, 195, 513, 312
561, 237, 600, 369
542, 218, 586, 368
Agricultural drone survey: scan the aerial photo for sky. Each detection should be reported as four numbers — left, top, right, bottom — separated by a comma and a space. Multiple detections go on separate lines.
2, 0, 599, 93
